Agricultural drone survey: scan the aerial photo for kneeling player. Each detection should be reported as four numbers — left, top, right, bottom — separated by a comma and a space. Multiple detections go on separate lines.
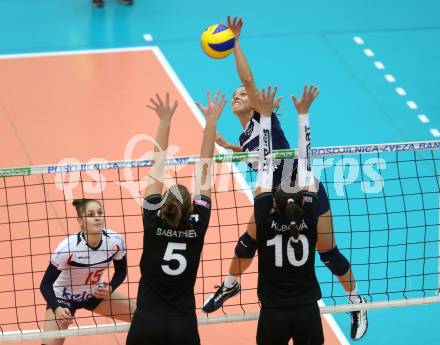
40, 198, 135, 345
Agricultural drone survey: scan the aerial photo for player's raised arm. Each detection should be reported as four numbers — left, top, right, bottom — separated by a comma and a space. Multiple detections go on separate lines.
227, 16, 263, 113
291, 85, 319, 193
144, 93, 178, 198
195, 90, 227, 199
255, 85, 280, 197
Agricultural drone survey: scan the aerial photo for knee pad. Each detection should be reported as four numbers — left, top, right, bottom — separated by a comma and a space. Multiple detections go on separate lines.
319, 246, 350, 276
235, 232, 257, 259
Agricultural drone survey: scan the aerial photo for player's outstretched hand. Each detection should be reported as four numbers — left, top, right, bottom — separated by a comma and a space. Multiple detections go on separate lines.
256, 85, 282, 117
196, 90, 227, 126
147, 92, 178, 122
291, 85, 319, 115
227, 16, 243, 40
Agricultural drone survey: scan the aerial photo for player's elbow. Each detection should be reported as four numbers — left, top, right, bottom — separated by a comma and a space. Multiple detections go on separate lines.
240, 75, 254, 87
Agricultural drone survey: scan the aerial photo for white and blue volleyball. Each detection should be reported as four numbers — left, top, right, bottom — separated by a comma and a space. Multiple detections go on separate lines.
201, 24, 235, 59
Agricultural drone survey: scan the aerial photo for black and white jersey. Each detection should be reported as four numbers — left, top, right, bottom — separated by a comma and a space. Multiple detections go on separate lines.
239, 111, 290, 153
255, 192, 321, 308
50, 229, 126, 302
239, 111, 296, 188
138, 194, 211, 315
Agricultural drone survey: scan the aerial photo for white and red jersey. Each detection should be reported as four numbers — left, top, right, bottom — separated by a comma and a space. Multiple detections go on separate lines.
50, 229, 126, 302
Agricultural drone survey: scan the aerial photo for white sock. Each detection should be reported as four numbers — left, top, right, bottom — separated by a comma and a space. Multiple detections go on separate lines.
224, 275, 238, 288
347, 287, 361, 304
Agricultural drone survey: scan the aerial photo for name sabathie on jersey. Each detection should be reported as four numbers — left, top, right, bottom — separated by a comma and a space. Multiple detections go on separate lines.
156, 228, 198, 239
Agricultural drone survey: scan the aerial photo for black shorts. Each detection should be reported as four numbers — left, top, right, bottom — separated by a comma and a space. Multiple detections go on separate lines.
126, 309, 200, 345
257, 303, 324, 345
46, 297, 103, 315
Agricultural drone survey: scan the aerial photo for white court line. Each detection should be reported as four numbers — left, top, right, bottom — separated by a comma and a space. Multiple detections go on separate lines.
143, 33, 154, 42
363, 48, 375, 57
152, 46, 351, 345
407, 100, 418, 110
353, 35, 437, 138
430, 128, 440, 137
353, 36, 365, 45
384, 74, 396, 83
374, 61, 385, 70
318, 300, 351, 345
0, 46, 156, 59
418, 114, 430, 124
395, 87, 407, 96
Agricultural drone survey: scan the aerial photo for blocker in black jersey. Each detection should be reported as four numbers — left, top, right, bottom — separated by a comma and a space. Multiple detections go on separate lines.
255, 191, 321, 307
137, 194, 211, 315
127, 194, 211, 345
255, 191, 323, 345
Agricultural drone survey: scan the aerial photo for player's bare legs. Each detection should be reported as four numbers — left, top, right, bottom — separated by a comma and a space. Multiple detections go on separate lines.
93, 291, 136, 323
41, 308, 70, 345
316, 210, 368, 340
203, 210, 368, 340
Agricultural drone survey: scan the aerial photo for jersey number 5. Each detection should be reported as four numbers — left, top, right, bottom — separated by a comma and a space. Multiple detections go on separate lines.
267, 234, 309, 267
162, 242, 187, 276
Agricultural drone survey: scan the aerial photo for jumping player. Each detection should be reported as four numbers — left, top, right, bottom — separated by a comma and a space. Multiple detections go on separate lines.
126, 91, 226, 345
203, 16, 368, 340
254, 83, 323, 345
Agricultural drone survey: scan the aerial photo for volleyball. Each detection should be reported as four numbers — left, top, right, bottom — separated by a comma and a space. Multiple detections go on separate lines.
200, 24, 235, 59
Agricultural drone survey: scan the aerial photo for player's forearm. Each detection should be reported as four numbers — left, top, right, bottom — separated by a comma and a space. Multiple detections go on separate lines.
154, 120, 171, 157
40, 263, 61, 312
109, 256, 128, 292
297, 113, 314, 189
197, 121, 217, 194
256, 117, 273, 193
227, 144, 243, 152
200, 121, 217, 159
233, 41, 255, 87
150, 120, 171, 180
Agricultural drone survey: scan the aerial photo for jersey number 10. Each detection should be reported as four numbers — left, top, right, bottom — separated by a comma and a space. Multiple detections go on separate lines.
267, 234, 309, 267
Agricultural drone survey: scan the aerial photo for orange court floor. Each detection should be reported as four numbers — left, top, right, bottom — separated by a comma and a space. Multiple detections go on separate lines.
0, 47, 345, 345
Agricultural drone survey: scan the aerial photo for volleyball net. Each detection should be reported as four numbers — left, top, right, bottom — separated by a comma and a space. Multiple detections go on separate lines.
0, 140, 439, 342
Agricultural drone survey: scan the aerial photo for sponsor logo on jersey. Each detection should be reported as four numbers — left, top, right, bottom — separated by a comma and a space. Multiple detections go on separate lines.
62, 287, 93, 301
57, 298, 71, 307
